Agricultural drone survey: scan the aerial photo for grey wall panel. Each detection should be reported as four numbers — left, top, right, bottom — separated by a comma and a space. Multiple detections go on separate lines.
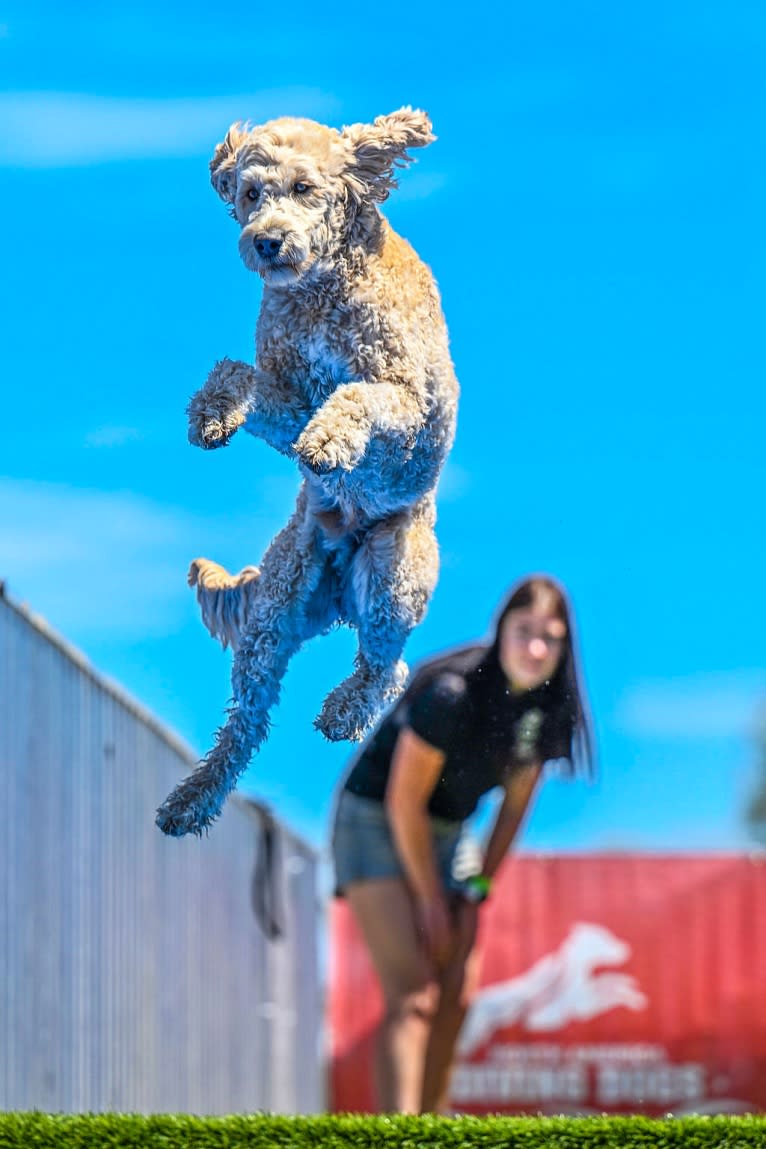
0, 593, 321, 1114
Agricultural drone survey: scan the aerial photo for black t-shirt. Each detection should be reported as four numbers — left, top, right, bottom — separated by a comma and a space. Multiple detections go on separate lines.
343, 648, 572, 822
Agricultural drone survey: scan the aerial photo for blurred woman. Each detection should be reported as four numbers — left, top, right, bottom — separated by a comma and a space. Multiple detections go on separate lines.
331, 574, 594, 1113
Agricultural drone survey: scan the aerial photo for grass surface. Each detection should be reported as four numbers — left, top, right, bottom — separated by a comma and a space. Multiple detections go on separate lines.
0, 1113, 764, 1147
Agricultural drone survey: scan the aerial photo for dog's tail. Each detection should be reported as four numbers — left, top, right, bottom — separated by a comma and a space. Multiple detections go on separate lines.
188, 558, 260, 651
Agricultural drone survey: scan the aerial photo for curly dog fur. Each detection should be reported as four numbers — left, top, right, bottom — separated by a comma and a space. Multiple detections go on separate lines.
156, 108, 458, 837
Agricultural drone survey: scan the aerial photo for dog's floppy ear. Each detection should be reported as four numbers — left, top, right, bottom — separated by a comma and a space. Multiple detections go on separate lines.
210, 122, 249, 204
342, 107, 435, 203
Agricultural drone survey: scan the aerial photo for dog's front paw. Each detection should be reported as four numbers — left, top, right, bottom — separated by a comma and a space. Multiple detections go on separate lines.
187, 359, 250, 450
188, 412, 244, 450
294, 419, 369, 473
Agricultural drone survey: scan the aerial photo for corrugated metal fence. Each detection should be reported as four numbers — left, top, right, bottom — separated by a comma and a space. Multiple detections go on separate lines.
0, 590, 322, 1114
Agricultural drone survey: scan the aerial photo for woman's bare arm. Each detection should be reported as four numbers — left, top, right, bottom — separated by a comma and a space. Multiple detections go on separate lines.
385, 727, 446, 901
480, 763, 543, 880
384, 727, 455, 966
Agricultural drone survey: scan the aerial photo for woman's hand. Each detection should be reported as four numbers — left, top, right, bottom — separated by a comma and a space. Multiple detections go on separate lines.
415, 893, 454, 968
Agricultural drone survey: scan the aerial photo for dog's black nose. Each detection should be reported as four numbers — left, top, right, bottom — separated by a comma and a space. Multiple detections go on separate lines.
254, 236, 283, 259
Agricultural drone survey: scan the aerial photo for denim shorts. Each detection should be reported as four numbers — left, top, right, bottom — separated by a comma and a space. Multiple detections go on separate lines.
331, 788, 480, 895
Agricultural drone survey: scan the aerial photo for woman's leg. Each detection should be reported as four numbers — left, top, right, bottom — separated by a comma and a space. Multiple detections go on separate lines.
345, 878, 439, 1113
420, 899, 482, 1113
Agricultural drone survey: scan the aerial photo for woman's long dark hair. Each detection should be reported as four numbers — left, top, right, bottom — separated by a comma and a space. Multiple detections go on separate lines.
406, 575, 595, 779
486, 575, 595, 778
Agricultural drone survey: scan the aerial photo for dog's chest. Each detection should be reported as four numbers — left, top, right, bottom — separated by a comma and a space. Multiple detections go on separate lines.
296, 332, 351, 397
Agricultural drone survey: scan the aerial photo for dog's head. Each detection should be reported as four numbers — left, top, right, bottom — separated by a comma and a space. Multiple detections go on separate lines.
210, 108, 434, 286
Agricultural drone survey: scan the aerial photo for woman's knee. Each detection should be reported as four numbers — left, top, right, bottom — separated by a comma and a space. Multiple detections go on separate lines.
383, 978, 440, 1024
438, 956, 478, 1012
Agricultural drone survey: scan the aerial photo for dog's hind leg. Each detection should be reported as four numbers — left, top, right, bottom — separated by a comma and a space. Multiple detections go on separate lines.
314, 494, 440, 743
156, 484, 327, 837
188, 558, 261, 650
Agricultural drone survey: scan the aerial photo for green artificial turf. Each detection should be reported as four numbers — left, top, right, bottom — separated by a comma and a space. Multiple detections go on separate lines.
0, 1113, 764, 1148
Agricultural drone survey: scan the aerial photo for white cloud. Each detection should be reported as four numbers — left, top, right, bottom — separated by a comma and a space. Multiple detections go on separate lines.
0, 88, 340, 168
437, 460, 471, 502
614, 671, 766, 739
0, 480, 190, 636
0, 479, 282, 638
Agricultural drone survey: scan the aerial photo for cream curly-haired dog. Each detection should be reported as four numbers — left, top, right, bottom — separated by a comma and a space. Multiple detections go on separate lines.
156, 107, 458, 837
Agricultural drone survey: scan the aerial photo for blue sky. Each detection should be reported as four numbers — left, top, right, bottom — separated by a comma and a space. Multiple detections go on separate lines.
2, 1, 765, 859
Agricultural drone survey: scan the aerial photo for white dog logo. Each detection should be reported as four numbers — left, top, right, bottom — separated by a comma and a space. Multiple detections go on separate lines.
458, 922, 648, 1055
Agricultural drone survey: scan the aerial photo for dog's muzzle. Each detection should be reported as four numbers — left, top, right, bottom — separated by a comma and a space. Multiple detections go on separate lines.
239, 224, 307, 280
253, 233, 284, 261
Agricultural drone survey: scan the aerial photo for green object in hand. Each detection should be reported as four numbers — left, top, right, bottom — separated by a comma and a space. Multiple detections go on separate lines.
462, 874, 492, 904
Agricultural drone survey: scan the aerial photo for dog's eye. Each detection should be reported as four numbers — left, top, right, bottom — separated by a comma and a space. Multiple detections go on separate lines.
246, 187, 260, 202
293, 182, 312, 195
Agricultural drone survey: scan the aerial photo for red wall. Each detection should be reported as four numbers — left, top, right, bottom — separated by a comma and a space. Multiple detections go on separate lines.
329, 855, 766, 1115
